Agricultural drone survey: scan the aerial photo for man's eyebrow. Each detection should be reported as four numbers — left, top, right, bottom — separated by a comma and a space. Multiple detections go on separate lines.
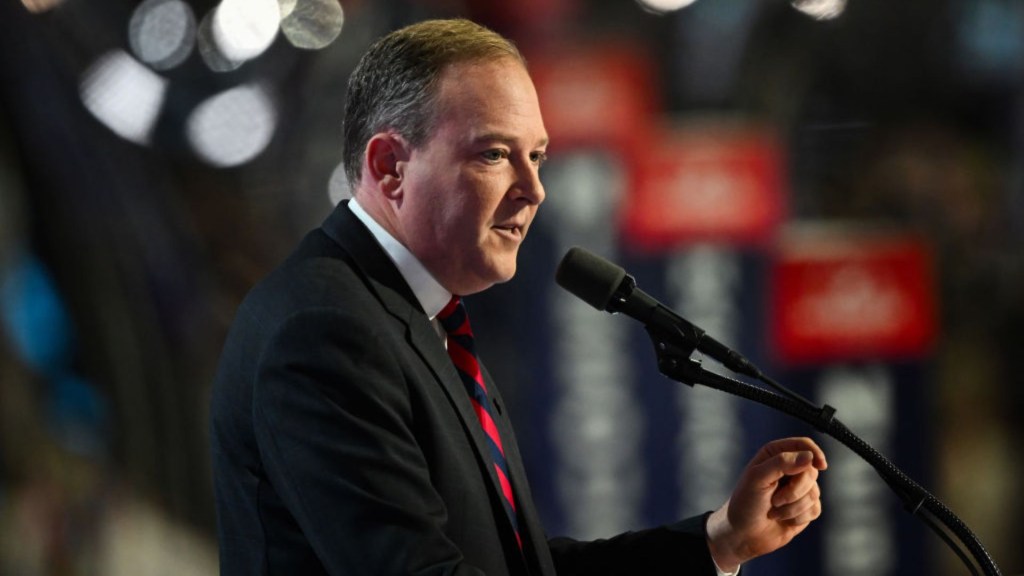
472, 132, 549, 148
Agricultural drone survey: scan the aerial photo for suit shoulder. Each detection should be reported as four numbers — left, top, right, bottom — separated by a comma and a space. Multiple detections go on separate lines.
212, 228, 393, 409
245, 229, 379, 319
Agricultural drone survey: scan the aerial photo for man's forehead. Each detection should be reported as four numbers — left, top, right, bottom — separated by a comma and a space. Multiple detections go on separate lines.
431, 58, 546, 142
434, 57, 533, 100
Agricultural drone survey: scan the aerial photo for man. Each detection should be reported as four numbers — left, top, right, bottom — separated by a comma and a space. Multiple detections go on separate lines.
210, 18, 826, 575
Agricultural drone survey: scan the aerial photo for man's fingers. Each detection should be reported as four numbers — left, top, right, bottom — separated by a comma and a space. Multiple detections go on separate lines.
769, 482, 822, 522
771, 465, 819, 507
788, 450, 814, 470
754, 437, 828, 471
749, 449, 819, 491
773, 500, 822, 526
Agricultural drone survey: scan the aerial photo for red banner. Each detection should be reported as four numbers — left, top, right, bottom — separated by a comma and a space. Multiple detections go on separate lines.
622, 123, 787, 249
528, 43, 658, 151
769, 229, 937, 366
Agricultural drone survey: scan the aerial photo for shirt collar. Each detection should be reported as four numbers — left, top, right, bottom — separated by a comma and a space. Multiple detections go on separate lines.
347, 197, 452, 319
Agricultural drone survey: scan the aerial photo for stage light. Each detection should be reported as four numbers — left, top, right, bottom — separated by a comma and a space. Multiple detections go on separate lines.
79, 51, 168, 145
280, 0, 345, 50
128, 0, 196, 71
186, 83, 277, 167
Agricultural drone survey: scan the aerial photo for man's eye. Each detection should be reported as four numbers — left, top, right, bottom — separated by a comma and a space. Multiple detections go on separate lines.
531, 152, 548, 166
482, 150, 506, 162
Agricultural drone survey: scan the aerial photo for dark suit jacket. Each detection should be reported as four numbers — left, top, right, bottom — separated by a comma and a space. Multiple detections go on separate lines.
210, 202, 718, 575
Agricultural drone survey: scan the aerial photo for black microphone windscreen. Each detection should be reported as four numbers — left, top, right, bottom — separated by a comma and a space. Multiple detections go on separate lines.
555, 247, 627, 311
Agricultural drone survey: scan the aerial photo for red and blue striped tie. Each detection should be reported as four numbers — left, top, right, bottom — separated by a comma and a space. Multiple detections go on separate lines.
437, 296, 522, 549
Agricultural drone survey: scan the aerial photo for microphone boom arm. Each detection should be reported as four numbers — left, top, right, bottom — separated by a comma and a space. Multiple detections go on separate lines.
644, 325, 1002, 576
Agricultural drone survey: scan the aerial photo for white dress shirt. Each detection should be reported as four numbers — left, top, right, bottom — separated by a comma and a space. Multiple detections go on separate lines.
348, 198, 451, 319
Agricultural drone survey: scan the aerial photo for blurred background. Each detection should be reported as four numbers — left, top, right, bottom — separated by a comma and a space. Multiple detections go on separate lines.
1, 0, 1023, 574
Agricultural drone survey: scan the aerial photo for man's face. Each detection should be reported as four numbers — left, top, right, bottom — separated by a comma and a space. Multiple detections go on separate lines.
395, 57, 548, 296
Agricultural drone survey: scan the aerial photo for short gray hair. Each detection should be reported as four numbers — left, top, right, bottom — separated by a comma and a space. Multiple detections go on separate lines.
342, 19, 525, 187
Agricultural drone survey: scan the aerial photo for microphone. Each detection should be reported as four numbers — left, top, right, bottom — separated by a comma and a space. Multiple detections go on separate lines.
555, 246, 763, 379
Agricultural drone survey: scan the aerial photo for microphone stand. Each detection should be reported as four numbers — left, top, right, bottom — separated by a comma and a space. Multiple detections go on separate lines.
645, 325, 1002, 576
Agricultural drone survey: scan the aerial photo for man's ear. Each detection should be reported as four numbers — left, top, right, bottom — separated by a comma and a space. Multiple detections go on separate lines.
365, 133, 410, 199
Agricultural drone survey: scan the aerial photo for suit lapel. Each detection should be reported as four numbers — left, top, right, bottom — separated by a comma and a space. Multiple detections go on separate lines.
320, 203, 525, 556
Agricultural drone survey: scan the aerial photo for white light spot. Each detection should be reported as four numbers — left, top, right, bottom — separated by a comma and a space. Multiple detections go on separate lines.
791, 0, 847, 21
327, 161, 352, 205
212, 0, 280, 62
129, 0, 196, 71
186, 84, 277, 167
635, 0, 699, 15
21, 0, 63, 13
197, 9, 241, 72
280, 0, 345, 50
79, 51, 168, 145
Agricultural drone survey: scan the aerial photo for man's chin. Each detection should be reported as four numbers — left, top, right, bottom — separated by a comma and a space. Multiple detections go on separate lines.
492, 256, 518, 285
457, 260, 517, 295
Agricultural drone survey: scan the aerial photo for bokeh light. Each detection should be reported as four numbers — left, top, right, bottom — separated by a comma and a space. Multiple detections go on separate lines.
186, 83, 277, 167
212, 0, 280, 62
197, 9, 242, 72
280, 0, 345, 50
20, 0, 63, 13
791, 0, 847, 21
635, 0, 699, 15
128, 0, 196, 71
79, 51, 168, 145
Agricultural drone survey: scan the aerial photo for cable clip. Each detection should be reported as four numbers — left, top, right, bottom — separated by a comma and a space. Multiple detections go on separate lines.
819, 404, 837, 427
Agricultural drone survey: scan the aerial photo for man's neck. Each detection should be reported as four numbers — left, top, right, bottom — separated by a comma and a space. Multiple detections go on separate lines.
347, 197, 451, 319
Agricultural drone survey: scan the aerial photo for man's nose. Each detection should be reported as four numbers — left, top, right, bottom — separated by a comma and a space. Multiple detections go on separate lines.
514, 163, 545, 205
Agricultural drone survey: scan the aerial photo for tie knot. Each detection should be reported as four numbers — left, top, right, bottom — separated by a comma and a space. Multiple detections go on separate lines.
437, 296, 470, 336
